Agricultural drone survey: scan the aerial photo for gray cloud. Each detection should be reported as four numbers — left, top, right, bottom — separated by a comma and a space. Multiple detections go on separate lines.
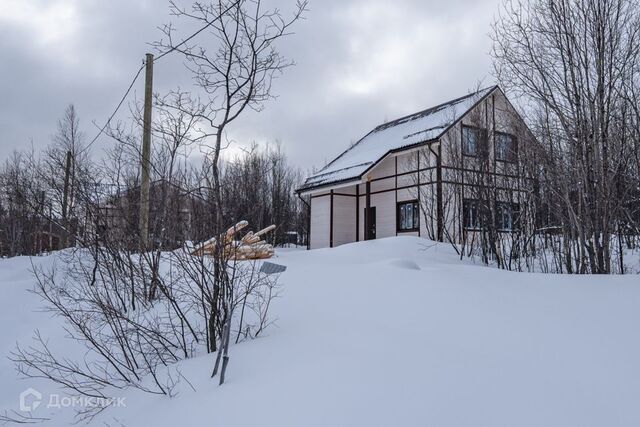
0, 0, 499, 172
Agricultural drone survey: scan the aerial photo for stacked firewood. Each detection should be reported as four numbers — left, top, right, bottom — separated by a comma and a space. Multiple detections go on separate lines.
191, 221, 276, 260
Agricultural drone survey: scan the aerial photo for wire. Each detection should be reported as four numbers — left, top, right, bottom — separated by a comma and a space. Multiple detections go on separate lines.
153, 22, 209, 62
83, 3, 232, 153
153, 2, 234, 63
82, 62, 146, 153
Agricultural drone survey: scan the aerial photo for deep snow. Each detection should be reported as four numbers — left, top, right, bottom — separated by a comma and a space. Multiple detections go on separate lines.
1, 237, 640, 426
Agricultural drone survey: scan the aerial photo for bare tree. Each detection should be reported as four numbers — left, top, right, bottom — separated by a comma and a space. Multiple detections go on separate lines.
222, 143, 307, 246
492, 0, 640, 273
154, 0, 308, 230
152, 0, 307, 350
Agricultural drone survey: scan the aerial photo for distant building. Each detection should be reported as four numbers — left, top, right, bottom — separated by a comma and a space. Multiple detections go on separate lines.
97, 179, 209, 249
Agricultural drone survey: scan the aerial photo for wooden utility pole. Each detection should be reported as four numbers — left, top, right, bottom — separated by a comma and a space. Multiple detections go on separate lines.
61, 150, 72, 247
48, 202, 53, 251
139, 53, 154, 251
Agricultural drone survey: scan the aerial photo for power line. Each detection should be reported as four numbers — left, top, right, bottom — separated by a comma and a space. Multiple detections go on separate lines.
83, 62, 146, 153
153, 2, 235, 62
153, 22, 209, 62
83, 4, 232, 153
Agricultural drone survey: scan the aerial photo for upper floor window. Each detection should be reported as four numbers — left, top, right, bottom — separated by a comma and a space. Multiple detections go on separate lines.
495, 132, 517, 162
462, 126, 487, 157
397, 200, 419, 232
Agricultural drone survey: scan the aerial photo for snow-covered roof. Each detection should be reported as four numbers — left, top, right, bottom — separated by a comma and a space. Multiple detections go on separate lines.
299, 86, 497, 192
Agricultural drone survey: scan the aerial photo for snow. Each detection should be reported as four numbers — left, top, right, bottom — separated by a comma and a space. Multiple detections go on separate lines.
0, 253, 84, 423
300, 87, 495, 191
2, 237, 640, 426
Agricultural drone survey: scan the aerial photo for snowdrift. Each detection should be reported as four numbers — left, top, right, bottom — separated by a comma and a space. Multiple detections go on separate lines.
1, 237, 639, 426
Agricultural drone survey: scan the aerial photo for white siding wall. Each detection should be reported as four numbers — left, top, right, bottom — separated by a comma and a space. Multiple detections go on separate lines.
310, 189, 358, 249
333, 195, 356, 246
367, 155, 396, 239
371, 191, 395, 238
310, 194, 330, 249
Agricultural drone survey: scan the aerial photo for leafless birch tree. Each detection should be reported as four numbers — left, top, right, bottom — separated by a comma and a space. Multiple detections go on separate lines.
492, 0, 640, 273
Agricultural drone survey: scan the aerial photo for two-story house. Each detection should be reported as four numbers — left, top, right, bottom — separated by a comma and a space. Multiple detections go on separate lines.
297, 86, 533, 249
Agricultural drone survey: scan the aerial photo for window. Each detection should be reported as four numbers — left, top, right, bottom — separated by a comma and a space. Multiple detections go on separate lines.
496, 202, 519, 231
463, 199, 481, 229
462, 126, 487, 157
495, 132, 517, 162
397, 200, 419, 232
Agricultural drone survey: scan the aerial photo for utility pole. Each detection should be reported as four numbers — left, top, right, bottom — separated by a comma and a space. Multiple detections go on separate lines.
139, 53, 154, 252
61, 150, 72, 247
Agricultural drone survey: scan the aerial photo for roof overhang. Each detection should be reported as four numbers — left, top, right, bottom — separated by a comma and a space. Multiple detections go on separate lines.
296, 138, 440, 195
296, 177, 362, 196
298, 86, 502, 195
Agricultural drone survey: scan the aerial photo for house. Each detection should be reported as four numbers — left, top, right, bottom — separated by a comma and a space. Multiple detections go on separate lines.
296, 86, 533, 249
97, 179, 209, 248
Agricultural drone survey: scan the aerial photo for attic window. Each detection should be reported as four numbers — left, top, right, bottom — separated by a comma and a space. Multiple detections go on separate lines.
495, 132, 518, 162
462, 126, 487, 157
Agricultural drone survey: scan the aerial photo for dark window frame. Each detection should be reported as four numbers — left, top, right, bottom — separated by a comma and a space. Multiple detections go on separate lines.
396, 200, 420, 232
463, 198, 482, 230
462, 125, 488, 158
495, 201, 520, 231
495, 131, 518, 163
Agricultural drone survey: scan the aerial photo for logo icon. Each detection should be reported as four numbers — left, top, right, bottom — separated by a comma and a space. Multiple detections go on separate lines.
19, 388, 42, 412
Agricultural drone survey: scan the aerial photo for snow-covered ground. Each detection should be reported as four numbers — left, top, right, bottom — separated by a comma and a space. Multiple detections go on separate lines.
2, 237, 640, 426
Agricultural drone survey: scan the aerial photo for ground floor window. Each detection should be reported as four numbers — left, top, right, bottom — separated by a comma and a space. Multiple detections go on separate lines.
463, 198, 481, 230
464, 199, 519, 231
397, 200, 419, 232
496, 202, 519, 231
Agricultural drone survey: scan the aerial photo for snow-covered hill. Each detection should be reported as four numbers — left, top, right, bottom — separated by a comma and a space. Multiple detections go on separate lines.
2, 237, 640, 426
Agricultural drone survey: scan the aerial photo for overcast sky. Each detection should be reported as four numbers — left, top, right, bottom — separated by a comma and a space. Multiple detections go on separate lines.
0, 0, 500, 172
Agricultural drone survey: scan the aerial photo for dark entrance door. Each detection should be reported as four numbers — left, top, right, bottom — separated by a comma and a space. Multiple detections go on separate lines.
365, 206, 376, 240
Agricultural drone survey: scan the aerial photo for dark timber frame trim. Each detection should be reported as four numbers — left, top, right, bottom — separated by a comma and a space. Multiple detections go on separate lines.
365, 180, 371, 240
304, 151, 528, 247
394, 156, 398, 236
309, 178, 528, 199
355, 185, 360, 242
306, 164, 527, 199
329, 189, 334, 248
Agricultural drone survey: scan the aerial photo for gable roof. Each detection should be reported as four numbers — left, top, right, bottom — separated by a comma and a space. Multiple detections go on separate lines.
298, 86, 498, 193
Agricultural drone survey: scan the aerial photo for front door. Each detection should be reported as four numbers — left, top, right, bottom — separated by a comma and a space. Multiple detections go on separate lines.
365, 206, 376, 240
